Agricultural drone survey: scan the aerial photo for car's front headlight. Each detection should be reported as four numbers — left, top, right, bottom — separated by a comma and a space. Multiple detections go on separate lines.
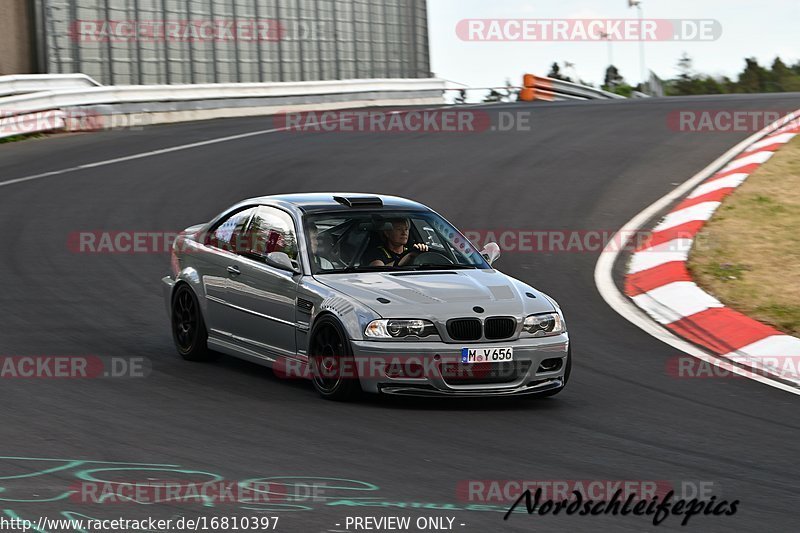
364, 319, 438, 339
522, 312, 564, 337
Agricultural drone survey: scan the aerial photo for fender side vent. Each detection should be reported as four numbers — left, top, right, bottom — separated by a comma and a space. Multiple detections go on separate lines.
297, 298, 314, 314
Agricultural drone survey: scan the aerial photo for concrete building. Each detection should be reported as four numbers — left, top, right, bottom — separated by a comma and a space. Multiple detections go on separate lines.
7, 0, 430, 85
0, 0, 37, 75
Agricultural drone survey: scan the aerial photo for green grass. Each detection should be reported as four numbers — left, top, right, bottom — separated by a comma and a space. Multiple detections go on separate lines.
0, 133, 45, 144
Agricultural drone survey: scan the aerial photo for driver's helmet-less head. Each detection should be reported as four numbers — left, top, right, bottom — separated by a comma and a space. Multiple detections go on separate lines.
382, 218, 411, 246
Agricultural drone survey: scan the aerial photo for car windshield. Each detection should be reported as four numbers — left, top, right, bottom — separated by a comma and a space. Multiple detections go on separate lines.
304, 210, 489, 274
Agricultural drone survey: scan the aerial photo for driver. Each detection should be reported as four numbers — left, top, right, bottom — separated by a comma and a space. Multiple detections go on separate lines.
364, 218, 428, 267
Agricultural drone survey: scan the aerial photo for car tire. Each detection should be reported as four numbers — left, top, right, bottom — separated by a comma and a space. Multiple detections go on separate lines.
538, 346, 571, 398
171, 284, 217, 362
308, 315, 362, 401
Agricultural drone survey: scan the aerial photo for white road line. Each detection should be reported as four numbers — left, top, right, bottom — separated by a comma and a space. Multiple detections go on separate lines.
0, 103, 474, 189
0, 127, 284, 189
594, 109, 800, 395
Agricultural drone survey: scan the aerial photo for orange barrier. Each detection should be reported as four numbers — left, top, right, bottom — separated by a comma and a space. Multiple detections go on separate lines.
519, 73, 623, 101
523, 74, 536, 88
519, 88, 535, 102
520, 74, 536, 101
536, 77, 553, 91
520, 74, 560, 102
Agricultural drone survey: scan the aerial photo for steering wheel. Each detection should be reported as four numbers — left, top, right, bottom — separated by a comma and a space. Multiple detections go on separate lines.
412, 250, 454, 266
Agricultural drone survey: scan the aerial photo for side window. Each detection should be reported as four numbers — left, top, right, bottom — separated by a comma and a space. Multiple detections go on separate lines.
244, 206, 299, 261
208, 208, 255, 252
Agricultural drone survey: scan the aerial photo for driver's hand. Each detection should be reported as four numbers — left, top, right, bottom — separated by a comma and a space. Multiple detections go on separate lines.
412, 243, 429, 253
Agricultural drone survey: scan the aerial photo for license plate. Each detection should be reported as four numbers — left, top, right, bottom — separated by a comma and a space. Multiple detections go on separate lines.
461, 347, 514, 364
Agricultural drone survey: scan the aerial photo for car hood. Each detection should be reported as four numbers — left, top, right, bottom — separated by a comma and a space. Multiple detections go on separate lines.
314, 269, 556, 319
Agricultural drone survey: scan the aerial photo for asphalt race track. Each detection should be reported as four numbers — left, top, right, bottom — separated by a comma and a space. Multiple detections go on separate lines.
1, 94, 799, 533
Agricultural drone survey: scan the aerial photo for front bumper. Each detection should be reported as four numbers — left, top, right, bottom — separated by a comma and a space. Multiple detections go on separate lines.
161, 275, 175, 317
379, 378, 564, 397
350, 333, 569, 396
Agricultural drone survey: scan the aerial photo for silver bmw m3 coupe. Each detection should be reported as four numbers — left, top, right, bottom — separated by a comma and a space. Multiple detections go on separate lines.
163, 193, 570, 400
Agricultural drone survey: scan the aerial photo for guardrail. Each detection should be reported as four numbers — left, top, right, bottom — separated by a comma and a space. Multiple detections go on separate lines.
0, 74, 101, 98
0, 72, 630, 141
0, 78, 447, 114
0, 110, 67, 140
0, 78, 447, 115
0, 76, 447, 139
519, 74, 625, 102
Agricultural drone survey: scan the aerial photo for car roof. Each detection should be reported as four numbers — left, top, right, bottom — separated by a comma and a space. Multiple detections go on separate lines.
237, 193, 430, 215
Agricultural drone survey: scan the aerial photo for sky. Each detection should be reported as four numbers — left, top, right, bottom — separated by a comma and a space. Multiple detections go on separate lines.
427, 0, 800, 91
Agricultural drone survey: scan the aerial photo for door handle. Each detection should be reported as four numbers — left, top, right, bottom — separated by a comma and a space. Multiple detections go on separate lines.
227, 265, 241, 276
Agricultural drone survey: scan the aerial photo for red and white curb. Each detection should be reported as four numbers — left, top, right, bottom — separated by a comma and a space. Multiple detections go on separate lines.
624, 115, 800, 386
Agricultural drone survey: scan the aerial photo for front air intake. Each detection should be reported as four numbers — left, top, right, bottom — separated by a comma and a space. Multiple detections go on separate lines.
447, 318, 482, 341
484, 317, 516, 340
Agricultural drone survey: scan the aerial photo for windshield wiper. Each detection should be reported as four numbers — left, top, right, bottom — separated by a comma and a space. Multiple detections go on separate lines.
406, 264, 480, 270
319, 264, 481, 274
325, 266, 391, 273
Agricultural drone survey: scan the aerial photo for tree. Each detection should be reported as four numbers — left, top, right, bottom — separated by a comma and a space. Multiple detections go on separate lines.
672, 53, 702, 95
738, 58, 770, 93
657, 54, 800, 96
698, 76, 724, 94
609, 83, 634, 97
677, 53, 693, 79
720, 76, 737, 93
603, 65, 624, 89
769, 57, 800, 92
482, 89, 503, 103
548, 62, 571, 82
601, 66, 632, 96
504, 78, 520, 102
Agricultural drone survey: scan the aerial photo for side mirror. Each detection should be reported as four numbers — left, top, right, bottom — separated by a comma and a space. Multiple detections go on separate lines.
480, 242, 501, 266
266, 252, 300, 274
